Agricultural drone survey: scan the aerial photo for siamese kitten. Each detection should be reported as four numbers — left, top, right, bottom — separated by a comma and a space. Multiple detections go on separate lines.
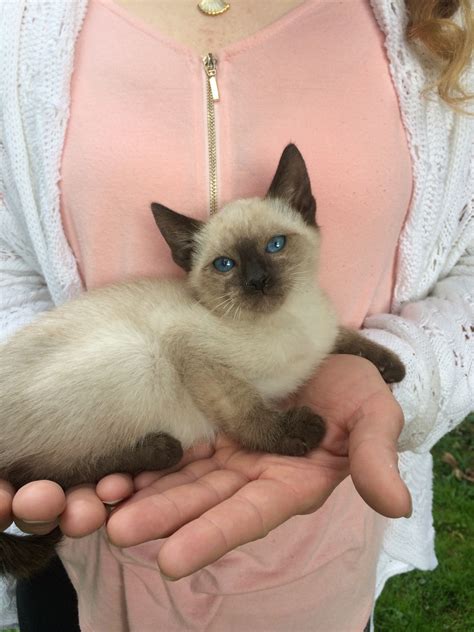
0, 144, 404, 578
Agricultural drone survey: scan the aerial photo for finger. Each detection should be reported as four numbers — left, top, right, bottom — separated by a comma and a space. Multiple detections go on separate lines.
348, 390, 411, 518
107, 468, 248, 547
134, 442, 217, 490
133, 471, 165, 489
12, 481, 66, 528
157, 476, 335, 579
0, 481, 15, 531
59, 485, 107, 537
136, 457, 222, 495
96, 474, 134, 505
122, 457, 224, 510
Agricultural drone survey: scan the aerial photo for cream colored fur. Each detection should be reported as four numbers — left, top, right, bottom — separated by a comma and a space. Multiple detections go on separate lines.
0, 195, 337, 484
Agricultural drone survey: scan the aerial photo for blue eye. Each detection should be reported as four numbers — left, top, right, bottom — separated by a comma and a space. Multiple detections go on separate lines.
213, 257, 235, 272
265, 235, 286, 253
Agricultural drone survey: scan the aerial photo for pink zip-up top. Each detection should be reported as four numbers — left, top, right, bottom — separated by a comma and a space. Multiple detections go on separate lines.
59, 0, 412, 629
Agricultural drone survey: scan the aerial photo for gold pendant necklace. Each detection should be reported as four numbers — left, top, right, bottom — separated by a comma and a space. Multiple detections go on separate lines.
197, 0, 230, 16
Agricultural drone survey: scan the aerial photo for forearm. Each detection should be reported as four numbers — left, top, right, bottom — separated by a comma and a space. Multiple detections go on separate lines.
361, 254, 473, 453
0, 265, 53, 341
0, 213, 53, 341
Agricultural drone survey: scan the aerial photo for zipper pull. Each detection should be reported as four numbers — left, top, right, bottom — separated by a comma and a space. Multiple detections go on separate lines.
203, 53, 219, 102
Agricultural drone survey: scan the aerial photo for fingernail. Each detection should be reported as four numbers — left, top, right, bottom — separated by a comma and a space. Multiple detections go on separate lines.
103, 499, 125, 506
21, 519, 56, 525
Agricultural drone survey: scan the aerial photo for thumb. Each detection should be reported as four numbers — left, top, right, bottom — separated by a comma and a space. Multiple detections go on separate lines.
348, 390, 412, 519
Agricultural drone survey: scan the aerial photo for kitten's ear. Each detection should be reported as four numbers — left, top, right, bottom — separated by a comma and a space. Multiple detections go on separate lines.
151, 203, 204, 271
266, 144, 317, 226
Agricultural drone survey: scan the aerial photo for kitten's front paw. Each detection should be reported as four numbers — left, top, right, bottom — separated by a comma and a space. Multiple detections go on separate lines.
277, 407, 326, 457
137, 432, 184, 471
374, 349, 406, 384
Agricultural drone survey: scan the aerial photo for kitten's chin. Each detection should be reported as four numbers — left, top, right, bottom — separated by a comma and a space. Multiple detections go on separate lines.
242, 293, 286, 315
209, 293, 286, 320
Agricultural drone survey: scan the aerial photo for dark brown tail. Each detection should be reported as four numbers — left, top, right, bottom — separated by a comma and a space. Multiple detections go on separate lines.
0, 528, 62, 579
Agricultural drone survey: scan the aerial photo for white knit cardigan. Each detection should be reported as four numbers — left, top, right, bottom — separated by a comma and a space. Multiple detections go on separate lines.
0, 0, 473, 628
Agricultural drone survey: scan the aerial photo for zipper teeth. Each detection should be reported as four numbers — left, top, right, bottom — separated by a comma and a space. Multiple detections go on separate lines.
206, 78, 218, 215
203, 54, 218, 215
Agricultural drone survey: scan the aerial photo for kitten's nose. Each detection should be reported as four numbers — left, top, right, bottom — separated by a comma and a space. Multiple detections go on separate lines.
247, 274, 272, 292
242, 256, 273, 293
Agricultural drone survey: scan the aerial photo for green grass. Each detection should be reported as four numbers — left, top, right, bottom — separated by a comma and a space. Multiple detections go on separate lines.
375, 414, 474, 631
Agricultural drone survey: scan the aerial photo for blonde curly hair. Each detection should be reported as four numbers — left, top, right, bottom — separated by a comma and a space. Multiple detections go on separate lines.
405, 0, 473, 112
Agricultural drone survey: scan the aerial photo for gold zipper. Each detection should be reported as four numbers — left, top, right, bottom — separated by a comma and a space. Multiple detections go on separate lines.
202, 53, 220, 215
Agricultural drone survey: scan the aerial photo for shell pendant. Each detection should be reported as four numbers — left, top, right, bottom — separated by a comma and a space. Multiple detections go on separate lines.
197, 0, 230, 16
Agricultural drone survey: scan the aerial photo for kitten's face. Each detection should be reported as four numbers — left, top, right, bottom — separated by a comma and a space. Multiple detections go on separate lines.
152, 143, 320, 319
188, 198, 319, 317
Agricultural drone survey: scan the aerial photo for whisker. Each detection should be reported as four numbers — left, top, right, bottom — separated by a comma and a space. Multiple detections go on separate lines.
232, 301, 242, 321
208, 296, 233, 314
208, 294, 229, 307
223, 300, 236, 318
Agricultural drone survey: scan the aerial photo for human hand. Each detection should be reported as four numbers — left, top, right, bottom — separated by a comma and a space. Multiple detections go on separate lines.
106, 354, 411, 579
0, 446, 212, 536
0, 475, 134, 536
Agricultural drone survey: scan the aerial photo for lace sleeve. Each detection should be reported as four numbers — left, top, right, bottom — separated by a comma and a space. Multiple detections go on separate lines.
0, 197, 53, 342
361, 236, 474, 453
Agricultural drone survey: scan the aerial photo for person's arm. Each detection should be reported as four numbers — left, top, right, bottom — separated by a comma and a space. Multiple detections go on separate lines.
0, 215, 53, 342
362, 236, 474, 453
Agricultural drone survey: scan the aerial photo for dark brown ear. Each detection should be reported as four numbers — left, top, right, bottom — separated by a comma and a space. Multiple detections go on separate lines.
151, 203, 204, 271
266, 144, 317, 226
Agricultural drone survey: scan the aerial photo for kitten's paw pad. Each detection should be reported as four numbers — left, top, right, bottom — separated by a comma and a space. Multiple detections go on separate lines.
278, 407, 326, 457
375, 352, 406, 384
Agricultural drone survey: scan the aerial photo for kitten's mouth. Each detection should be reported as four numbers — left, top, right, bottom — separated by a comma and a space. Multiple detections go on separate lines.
209, 291, 283, 319
245, 285, 273, 296
240, 289, 285, 314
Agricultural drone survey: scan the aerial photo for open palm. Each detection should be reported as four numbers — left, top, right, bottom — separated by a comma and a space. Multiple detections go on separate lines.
106, 354, 411, 579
